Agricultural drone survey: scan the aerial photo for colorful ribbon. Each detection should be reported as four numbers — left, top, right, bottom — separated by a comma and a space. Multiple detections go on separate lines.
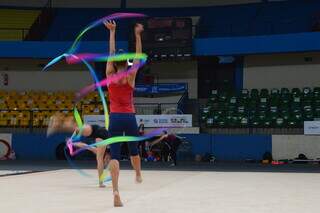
42, 12, 173, 182
67, 12, 147, 54
68, 128, 166, 157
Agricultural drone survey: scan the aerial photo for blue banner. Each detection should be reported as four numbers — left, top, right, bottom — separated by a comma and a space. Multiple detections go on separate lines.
135, 83, 187, 94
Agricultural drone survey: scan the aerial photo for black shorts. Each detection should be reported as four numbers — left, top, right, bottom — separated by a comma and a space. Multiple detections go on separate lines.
88, 125, 109, 140
108, 113, 139, 160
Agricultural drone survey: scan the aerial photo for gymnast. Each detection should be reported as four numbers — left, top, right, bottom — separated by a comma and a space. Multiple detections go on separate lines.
104, 20, 144, 207
47, 113, 110, 188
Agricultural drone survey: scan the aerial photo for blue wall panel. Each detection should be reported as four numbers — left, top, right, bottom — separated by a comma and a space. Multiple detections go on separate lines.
12, 133, 67, 160
2, 32, 320, 58
212, 135, 272, 161
0, 41, 128, 58
194, 32, 320, 56
181, 134, 212, 155
11, 133, 272, 161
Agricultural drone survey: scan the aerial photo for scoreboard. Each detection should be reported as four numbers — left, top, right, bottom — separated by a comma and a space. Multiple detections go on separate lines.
130, 17, 193, 61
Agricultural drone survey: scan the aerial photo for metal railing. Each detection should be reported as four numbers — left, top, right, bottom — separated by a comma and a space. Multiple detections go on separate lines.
0, 102, 181, 133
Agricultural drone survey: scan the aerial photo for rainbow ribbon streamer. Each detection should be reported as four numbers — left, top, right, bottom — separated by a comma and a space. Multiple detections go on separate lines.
43, 53, 110, 129
68, 12, 147, 54
44, 53, 147, 105
66, 53, 147, 64
42, 12, 172, 182
74, 54, 147, 101
68, 128, 166, 157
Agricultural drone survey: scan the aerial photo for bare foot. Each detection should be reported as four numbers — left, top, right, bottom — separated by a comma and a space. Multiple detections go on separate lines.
135, 175, 143, 184
113, 191, 123, 207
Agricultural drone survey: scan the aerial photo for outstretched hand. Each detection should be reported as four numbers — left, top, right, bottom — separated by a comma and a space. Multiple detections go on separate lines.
135, 23, 144, 35
104, 20, 116, 31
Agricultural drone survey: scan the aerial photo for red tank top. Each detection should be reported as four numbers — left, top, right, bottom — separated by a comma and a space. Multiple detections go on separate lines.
107, 82, 135, 113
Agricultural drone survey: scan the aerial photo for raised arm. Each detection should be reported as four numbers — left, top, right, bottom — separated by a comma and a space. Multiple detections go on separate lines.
127, 23, 144, 86
134, 24, 143, 57
104, 20, 116, 76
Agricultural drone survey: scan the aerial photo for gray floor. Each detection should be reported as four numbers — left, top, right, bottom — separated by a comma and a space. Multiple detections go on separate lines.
1, 162, 320, 213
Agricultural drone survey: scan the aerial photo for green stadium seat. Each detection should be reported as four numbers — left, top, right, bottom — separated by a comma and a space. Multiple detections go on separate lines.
262, 117, 272, 127
291, 96, 301, 113
313, 87, 320, 98
303, 111, 314, 121
281, 111, 290, 123
248, 99, 258, 111
302, 87, 312, 97
238, 108, 249, 118
270, 97, 279, 107
250, 116, 262, 128
208, 90, 219, 104
227, 96, 237, 111
260, 88, 269, 98
211, 89, 218, 95
291, 112, 303, 127
275, 117, 285, 128
292, 88, 301, 97
217, 102, 228, 111
302, 101, 312, 111
281, 88, 290, 95
239, 117, 249, 128
201, 107, 210, 122
240, 89, 249, 98
210, 102, 219, 110
226, 111, 238, 127
303, 105, 313, 121
250, 111, 267, 128
302, 98, 312, 108
251, 89, 259, 100
216, 116, 227, 128
280, 88, 290, 105
287, 117, 297, 128
203, 87, 320, 129
314, 110, 320, 119
212, 110, 224, 120
258, 97, 269, 110
218, 91, 228, 102
206, 117, 214, 128
269, 110, 279, 122
271, 88, 280, 96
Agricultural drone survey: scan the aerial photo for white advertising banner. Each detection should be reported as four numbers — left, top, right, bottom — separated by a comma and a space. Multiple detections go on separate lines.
304, 121, 320, 135
84, 114, 193, 128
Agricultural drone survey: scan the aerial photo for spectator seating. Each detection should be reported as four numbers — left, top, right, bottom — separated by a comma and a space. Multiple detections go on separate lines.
0, 90, 103, 128
201, 87, 320, 128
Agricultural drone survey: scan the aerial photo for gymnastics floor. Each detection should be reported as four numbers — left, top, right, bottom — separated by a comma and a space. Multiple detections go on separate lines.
1, 162, 320, 213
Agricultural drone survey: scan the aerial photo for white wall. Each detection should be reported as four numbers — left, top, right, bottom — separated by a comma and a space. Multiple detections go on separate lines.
244, 53, 320, 89
0, 59, 198, 98
0, 71, 92, 92
135, 96, 182, 104
272, 135, 320, 160
149, 61, 198, 99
